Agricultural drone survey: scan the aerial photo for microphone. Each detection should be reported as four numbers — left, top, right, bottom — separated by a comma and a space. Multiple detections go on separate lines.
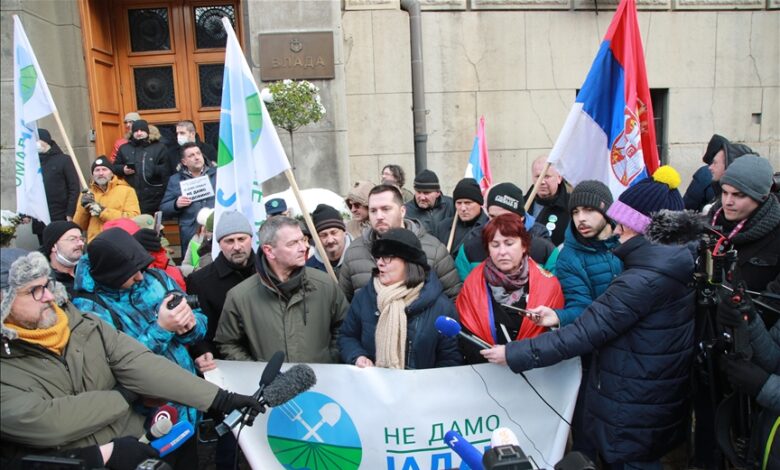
140, 417, 172, 444
444, 430, 485, 470
435, 316, 492, 350
216, 351, 285, 436
150, 421, 195, 457
482, 427, 532, 470
490, 427, 520, 447
262, 364, 317, 407
151, 404, 178, 425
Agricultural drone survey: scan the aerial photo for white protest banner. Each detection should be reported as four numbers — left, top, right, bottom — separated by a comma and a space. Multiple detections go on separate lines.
206, 359, 580, 470
179, 175, 214, 202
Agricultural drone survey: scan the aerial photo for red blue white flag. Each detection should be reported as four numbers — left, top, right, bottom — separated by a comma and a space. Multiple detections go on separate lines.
547, 0, 659, 198
464, 115, 493, 194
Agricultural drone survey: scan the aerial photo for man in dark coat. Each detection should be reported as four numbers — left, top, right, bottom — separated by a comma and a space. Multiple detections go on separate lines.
526, 155, 570, 247
483, 166, 697, 467
435, 178, 488, 256
683, 134, 725, 211
167, 120, 217, 172
403, 169, 454, 235
39, 221, 84, 297
113, 120, 170, 214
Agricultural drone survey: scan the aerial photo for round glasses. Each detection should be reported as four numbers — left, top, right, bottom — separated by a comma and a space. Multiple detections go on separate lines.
24, 279, 54, 301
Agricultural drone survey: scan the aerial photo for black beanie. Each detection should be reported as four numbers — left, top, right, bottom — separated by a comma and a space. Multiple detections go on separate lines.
372, 228, 428, 269
88, 228, 153, 289
91, 156, 111, 173
37, 128, 54, 146
311, 204, 345, 233
702, 134, 728, 164
40, 221, 81, 256
132, 119, 150, 134
413, 169, 441, 191
569, 180, 613, 216
486, 183, 525, 216
452, 178, 483, 205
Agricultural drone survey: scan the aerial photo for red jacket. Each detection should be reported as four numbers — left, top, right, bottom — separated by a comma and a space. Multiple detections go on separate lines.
456, 259, 563, 344
149, 249, 187, 292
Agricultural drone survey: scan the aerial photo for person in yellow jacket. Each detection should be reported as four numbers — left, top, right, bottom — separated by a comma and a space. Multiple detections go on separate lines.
73, 156, 140, 242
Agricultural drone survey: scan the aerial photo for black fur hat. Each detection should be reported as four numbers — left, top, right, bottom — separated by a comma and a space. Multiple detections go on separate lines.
371, 228, 428, 269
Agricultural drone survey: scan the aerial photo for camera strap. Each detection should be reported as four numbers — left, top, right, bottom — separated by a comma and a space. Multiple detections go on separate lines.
711, 208, 748, 241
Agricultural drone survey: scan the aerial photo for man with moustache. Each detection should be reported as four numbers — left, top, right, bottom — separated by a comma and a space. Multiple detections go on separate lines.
435, 178, 489, 256
306, 204, 351, 276
215, 216, 347, 363
39, 221, 85, 297
526, 155, 570, 246
404, 169, 455, 235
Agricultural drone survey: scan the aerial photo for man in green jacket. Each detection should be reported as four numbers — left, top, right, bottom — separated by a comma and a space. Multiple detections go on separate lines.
215, 216, 348, 363
0, 249, 262, 467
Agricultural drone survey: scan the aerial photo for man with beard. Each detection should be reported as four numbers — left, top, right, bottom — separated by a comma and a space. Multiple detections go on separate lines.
215, 216, 347, 363
73, 157, 140, 242
435, 178, 489, 256
39, 221, 85, 297
404, 169, 454, 235
306, 204, 351, 276
113, 120, 170, 214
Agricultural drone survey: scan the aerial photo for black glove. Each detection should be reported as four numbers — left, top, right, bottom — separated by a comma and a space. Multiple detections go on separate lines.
80, 192, 95, 207
724, 357, 769, 397
113, 384, 139, 405
717, 295, 756, 328
209, 389, 262, 417
105, 436, 158, 470
134, 228, 162, 252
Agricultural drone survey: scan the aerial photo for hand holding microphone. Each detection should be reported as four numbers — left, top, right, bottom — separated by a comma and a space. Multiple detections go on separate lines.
435, 316, 492, 349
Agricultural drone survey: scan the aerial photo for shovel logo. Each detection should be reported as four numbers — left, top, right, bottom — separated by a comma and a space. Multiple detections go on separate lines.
267, 392, 362, 469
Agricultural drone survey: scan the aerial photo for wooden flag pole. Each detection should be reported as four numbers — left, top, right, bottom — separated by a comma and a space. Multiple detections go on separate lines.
524, 162, 551, 213
51, 109, 88, 190
283, 169, 338, 283
445, 214, 458, 252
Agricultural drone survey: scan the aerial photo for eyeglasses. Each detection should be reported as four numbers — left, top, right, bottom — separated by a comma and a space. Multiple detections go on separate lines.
60, 235, 86, 243
24, 279, 53, 301
377, 255, 396, 264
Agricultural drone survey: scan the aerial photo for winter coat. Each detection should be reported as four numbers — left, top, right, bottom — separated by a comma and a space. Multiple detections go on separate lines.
435, 211, 489, 256
215, 260, 348, 363
554, 225, 623, 326
148, 248, 186, 291
404, 195, 455, 237
504, 223, 696, 463
160, 166, 216, 251
0, 302, 218, 458
39, 143, 80, 221
749, 316, 780, 412
339, 271, 462, 369
187, 253, 256, 358
71, 255, 207, 426
165, 135, 217, 173
114, 135, 170, 214
526, 184, 570, 246
72, 176, 140, 242
682, 165, 715, 212
338, 219, 462, 301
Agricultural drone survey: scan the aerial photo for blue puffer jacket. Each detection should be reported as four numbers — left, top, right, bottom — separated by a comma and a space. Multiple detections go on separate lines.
72, 255, 208, 426
338, 271, 463, 369
554, 225, 623, 326
506, 234, 696, 463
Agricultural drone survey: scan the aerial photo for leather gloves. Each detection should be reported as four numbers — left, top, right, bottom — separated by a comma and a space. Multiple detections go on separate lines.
134, 228, 162, 252
105, 436, 158, 470
209, 389, 262, 417
717, 295, 755, 328
724, 357, 769, 398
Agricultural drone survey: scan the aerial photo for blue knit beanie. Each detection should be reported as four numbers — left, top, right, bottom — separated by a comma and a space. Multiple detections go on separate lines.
606, 166, 684, 234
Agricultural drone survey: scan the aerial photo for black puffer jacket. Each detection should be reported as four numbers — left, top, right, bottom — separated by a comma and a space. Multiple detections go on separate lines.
404, 195, 455, 236
505, 211, 698, 463
114, 135, 169, 214
39, 142, 80, 221
526, 183, 570, 246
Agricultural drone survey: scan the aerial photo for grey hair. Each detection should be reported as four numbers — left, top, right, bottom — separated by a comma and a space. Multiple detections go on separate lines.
1, 251, 54, 340
258, 216, 301, 247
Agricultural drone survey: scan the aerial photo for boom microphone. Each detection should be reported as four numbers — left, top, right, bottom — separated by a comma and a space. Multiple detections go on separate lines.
262, 364, 317, 407
216, 351, 285, 436
444, 430, 485, 470
435, 316, 492, 350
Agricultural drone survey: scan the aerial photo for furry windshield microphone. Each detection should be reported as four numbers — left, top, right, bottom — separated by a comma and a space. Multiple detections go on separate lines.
262, 364, 317, 407
645, 209, 704, 245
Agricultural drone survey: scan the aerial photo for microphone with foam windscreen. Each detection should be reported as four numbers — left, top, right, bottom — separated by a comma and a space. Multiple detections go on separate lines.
262, 364, 317, 407
216, 351, 285, 436
444, 430, 485, 470
139, 405, 179, 443
482, 427, 533, 470
435, 316, 492, 349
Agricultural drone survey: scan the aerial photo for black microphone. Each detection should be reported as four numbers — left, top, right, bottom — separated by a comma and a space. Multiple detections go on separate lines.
216, 351, 285, 436
261, 364, 317, 407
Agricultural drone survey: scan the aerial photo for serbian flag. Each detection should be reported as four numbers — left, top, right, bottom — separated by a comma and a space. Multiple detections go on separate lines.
547, 0, 659, 198
464, 115, 493, 194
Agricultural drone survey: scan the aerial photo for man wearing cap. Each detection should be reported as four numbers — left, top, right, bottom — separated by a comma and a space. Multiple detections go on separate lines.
526, 155, 570, 246
114, 119, 170, 214
306, 204, 351, 276
73, 156, 140, 242
483, 166, 698, 468
339, 184, 461, 301
345, 180, 375, 238
40, 221, 84, 297
265, 198, 289, 218
160, 142, 217, 251
435, 178, 489, 256
187, 211, 256, 372
0, 249, 263, 466
682, 134, 726, 212
403, 169, 454, 235
215, 216, 347, 363
167, 120, 217, 172
454, 182, 558, 280
705, 135, 754, 185
110, 111, 140, 162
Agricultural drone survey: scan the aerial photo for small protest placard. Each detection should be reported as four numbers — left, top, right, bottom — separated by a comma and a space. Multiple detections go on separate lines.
180, 176, 214, 202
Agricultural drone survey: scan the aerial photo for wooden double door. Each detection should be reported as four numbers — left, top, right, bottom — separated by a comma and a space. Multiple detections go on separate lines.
80, 0, 241, 157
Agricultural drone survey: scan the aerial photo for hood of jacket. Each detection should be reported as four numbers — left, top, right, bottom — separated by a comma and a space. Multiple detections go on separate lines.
78, 229, 153, 291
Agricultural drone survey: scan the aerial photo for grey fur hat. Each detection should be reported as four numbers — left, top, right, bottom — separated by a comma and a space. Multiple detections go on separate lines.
1, 250, 52, 340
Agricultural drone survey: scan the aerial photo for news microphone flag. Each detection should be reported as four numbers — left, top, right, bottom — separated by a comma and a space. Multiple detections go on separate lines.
213, 17, 290, 258
546, 0, 659, 199
13, 15, 55, 224
464, 116, 493, 194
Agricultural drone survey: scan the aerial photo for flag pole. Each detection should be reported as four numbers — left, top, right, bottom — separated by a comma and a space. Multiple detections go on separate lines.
524, 162, 551, 213
445, 215, 458, 252
51, 109, 88, 190
283, 169, 338, 283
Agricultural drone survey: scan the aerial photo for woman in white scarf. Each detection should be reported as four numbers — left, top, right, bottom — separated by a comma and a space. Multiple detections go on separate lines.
338, 228, 462, 369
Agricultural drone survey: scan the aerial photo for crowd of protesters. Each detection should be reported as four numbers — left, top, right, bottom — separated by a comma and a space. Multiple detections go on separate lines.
2, 126, 778, 470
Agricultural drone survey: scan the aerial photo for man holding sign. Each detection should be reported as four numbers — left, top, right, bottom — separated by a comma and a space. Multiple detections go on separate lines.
161, 142, 216, 251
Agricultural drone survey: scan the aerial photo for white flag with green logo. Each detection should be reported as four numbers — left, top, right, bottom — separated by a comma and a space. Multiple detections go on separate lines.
14, 15, 56, 224
213, 17, 290, 256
